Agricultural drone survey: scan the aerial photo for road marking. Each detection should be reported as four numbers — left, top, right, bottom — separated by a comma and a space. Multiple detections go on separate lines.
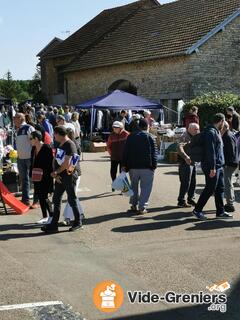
0, 301, 63, 311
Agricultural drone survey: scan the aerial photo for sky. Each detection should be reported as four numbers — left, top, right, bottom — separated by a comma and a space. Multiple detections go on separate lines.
0, 0, 174, 80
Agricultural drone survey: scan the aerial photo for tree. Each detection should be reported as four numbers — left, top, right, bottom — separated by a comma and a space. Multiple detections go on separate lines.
183, 91, 240, 128
0, 71, 18, 99
29, 70, 46, 104
0, 69, 46, 104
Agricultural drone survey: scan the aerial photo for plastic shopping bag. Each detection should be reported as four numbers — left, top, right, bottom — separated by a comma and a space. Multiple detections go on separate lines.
63, 199, 84, 221
112, 172, 134, 197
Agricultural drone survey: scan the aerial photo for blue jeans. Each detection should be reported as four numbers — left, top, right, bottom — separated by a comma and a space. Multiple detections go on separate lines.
17, 158, 31, 202
195, 167, 225, 215
129, 169, 154, 210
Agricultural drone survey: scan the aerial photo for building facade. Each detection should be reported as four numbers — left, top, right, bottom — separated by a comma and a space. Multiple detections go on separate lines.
38, 0, 240, 120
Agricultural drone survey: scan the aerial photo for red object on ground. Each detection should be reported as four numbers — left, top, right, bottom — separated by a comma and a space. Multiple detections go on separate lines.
0, 181, 29, 215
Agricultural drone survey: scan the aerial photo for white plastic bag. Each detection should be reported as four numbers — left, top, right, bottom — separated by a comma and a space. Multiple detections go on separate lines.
112, 172, 134, 197
63, 176, 84, 220
63, 200, 84, 220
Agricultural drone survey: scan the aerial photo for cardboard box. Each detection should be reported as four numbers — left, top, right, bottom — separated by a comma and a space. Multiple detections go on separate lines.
90, 142, 107, 153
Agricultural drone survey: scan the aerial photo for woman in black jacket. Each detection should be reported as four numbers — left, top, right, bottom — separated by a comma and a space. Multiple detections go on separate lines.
30, 131, 54, 224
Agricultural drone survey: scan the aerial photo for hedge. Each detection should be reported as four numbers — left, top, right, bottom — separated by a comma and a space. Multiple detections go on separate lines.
183, 92, 240, 129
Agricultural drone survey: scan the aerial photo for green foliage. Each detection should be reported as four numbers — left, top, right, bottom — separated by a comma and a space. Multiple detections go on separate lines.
0, 70, 45, 104
184, 92, 240, 128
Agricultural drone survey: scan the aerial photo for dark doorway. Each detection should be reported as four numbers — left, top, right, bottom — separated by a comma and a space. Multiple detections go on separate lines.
108, 79, 137, 95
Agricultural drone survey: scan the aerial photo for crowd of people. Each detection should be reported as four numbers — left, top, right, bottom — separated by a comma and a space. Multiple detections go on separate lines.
0, 102, 240, 232
177, 106, 240, 219
107, 105, 240, 219
0, 103, 160, 233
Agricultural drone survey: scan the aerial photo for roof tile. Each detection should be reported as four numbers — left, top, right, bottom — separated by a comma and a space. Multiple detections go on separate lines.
63, 0, 240, 72
43, 0, 158, 59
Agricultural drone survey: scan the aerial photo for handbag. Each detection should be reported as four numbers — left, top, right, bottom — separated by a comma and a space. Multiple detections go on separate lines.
32, 168, 43, 182
32, 148, 43, 182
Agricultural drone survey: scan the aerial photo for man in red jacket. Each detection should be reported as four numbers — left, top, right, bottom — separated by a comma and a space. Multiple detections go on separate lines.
183, 106, 200, 129
107, 121, 129, 190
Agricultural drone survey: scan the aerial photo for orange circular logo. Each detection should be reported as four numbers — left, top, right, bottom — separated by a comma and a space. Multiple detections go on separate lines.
93, 280, 124, 313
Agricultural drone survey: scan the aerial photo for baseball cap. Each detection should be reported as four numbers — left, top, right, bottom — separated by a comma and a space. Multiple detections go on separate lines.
112, 121, 124, 129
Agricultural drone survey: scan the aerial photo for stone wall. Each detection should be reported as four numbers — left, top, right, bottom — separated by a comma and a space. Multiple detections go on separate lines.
66, 55, 192, 105
41, 55, 74, 103
188, 16, 240, 96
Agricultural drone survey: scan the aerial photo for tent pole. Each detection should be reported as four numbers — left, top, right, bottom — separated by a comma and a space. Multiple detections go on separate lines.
90, 105, 94, 139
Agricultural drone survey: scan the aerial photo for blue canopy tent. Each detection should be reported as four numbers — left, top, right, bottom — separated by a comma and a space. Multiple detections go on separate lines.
76, 90, 162, 135
76, 93, 110, 109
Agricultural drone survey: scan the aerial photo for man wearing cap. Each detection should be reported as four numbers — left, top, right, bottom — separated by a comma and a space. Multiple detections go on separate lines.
107, 121, 129, 189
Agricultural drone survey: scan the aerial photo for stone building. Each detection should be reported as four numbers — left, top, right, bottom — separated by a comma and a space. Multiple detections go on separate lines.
38, 0, 240, 120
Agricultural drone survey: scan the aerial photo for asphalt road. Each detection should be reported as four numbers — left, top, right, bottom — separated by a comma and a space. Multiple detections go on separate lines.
0, 152, 240, 320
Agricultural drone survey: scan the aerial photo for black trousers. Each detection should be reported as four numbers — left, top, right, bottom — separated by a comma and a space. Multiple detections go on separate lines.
111, 160, 122, 182
38, 194, 53, 218
178, 163, 196, 203
51, 175, 81, 227
195, 167, 225, 215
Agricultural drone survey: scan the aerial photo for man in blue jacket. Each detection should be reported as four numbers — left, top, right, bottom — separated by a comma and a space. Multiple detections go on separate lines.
193, 113, 233, 220
37, 113, 54, 138
122, 118, 158, 215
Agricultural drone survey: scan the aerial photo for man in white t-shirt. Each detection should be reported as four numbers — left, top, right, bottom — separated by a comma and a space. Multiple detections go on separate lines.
63, 106, 72, 123
14, 113, 35, 205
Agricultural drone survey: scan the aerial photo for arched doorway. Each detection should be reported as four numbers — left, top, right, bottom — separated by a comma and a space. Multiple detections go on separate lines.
108, 79, 137, 95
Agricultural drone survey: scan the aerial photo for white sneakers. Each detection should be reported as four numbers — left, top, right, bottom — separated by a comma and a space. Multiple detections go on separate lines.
36, 217, 53, 224
36, 217, 49, 224
37, 215, 84, 225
